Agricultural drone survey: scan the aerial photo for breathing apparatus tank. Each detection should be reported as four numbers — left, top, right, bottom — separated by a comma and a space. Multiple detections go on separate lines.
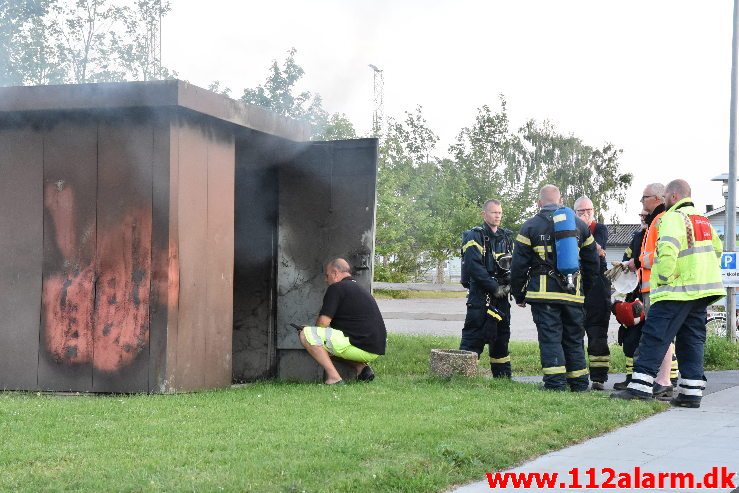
552, 207, 579, 291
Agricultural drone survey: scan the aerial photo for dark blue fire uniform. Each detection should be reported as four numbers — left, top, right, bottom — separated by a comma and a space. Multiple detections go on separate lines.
510, 204, 599, 391
460, 223, 514, 377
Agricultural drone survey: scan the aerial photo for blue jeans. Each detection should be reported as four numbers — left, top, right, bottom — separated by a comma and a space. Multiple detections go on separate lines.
530, 303, 589, 391
628, 298, 709, 401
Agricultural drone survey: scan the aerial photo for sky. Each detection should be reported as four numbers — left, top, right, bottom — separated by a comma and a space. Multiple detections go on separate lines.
162, 0, 735, 224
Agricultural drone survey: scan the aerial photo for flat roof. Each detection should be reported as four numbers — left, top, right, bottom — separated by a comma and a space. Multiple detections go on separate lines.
0, 80, 311, 142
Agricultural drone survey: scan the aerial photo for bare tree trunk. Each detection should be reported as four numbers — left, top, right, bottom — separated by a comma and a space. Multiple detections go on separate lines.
434, 259, 445, 284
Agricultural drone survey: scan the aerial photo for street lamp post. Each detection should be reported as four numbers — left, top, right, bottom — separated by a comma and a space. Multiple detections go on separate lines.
726, 0, 739, 342
713, 174, 737, 341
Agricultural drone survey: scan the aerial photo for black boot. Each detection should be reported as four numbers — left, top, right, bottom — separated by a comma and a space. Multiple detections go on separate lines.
613, 375, 631, 391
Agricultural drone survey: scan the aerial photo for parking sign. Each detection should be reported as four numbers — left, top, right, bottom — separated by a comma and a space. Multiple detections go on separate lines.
721, 252, 739, 286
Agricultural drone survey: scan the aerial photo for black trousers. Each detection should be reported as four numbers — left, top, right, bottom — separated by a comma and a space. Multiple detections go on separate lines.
619, 321, 643, 378
460, 297, 511, 377
584, 275, 612, 382
530, 302, 589, 391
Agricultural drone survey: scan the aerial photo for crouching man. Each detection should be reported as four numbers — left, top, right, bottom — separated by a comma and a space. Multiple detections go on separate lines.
299, 258, 387, 384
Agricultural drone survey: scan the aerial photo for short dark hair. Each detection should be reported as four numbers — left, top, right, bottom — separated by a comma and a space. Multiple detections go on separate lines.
483, 198, 501, 210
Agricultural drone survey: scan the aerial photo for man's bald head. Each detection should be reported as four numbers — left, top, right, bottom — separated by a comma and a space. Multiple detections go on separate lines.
538, 184, 562, 207
325, 258, 352, 285
664, 179, 692, 209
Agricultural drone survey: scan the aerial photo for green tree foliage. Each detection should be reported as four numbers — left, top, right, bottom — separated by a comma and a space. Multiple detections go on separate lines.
0, 0, 173, 86
519, 120, 632, 222
114, 0, 173, 81
238, 48, 354, 140
0, 0, 63, 85
375, 107, 479, 282
379, 98, 633, 282
374, 109, 433, 281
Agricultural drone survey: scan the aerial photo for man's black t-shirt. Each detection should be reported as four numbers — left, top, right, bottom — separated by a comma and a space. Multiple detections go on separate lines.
319, 277, 387, 355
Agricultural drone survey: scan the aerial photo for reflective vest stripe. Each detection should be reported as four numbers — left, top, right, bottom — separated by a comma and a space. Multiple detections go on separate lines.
515, 234, 531, 245
462, 240, 483, 254
583, 235, 594, 247
661, 236, 681, 249
651, 282, 725, 295
542, 366, 566, 374
677, 244, 716, 258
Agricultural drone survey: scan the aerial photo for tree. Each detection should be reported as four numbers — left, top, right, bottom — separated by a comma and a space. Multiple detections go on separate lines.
114, 0, 173, 81
415, 158, 479, 282
0, 0, 175, 86
313, 112, 356, 140
374, 107, 444, 281
57, 0, 127, 82
0, 0, 61, 85
519, 120, 633, 222
448, 97, 531, 230
239, 48, 329, 137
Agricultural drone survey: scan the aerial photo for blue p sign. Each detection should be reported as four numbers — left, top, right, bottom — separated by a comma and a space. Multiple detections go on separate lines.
722, 252, 737, 269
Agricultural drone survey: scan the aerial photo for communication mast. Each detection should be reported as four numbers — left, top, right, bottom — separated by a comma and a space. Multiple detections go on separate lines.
368, 64, 384, 136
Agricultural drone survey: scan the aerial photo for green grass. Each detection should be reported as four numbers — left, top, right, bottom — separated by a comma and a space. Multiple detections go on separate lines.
373, 289, 467, 299
383, 334, 739, 376
0, 334, 694, 493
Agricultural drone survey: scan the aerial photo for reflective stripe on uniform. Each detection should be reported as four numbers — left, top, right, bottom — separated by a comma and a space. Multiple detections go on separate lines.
486, 309, 502, 321
652, 282, 725, 295
566, 368, 589, 378
677, 244, 717, 258
526, 291, 585, 303
661, 236, 681, 249
679, 377, 705, 387
490, 355, 511, 364
642, 255, 652, 269
583, 235, 594, 246
542, 366, 566, 374
589, 355, 610, 368
632, 372, 654, 383
628, 382, 653, 394
678, 387, 703, 396
462, 240, 483, 254
516, 234, 531, 245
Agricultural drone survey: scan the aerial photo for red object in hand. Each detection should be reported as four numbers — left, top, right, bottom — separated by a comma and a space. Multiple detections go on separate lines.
614, 300, 645, 327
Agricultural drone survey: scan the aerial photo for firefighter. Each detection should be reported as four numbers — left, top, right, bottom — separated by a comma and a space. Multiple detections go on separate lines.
510, 185, 599, 391
612, 209, 648, 390
460, 199, 514, 378
625, 182, 678, 396
574, 196, 612, 390
611, 179, 724, 407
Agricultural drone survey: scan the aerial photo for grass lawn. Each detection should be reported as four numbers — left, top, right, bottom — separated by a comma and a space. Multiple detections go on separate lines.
373, 289, 467, 299
0, 333, 697, 493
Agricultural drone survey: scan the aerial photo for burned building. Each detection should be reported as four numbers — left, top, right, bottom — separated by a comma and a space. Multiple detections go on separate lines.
0, 80, 377, 393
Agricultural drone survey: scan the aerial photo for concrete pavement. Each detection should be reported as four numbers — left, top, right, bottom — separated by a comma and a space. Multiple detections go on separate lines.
451, 372, 739, 493
377, 297, 621, 342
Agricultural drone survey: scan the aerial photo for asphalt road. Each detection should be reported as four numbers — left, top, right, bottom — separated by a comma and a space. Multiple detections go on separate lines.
377, 297, 621, 342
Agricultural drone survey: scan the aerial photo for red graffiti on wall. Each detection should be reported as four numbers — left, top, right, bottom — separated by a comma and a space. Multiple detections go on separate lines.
42, 183, 151, 372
